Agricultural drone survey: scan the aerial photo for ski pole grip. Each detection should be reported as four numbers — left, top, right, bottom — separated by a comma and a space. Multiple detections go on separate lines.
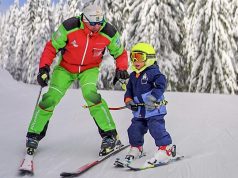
41, 73, 48, 80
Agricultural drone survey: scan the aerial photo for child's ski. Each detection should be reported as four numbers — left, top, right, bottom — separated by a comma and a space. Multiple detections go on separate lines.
126, 155, 184, 171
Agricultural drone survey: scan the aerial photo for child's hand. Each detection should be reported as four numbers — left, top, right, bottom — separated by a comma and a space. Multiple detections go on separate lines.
125, 100, 138, 111
145, 95, 157, 110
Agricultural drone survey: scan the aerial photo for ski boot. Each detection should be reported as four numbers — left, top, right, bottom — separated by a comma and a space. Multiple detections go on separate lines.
144, 144, 176, 167
99, 135, 122, 156
26, 137, 39, 155
125, 146, 144, 163
114, 146, 144, 167
19, 138, 39, 175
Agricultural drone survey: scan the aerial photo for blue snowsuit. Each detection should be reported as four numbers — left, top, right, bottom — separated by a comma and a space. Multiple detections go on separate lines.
124, 64, 172, 147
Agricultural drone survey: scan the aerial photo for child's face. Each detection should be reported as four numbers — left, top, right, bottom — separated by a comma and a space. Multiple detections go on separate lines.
133, 61, 146, 70
131, 52, 146, 70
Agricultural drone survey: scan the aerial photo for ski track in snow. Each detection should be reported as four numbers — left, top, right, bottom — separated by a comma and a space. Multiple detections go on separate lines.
0, 69, 238, 178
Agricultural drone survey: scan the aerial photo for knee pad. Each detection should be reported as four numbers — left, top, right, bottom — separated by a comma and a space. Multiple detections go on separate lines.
84, 90, 102, 104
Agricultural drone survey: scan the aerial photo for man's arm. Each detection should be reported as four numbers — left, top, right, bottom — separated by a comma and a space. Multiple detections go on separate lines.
107, 31, 128, 70
39, 24, 68, 68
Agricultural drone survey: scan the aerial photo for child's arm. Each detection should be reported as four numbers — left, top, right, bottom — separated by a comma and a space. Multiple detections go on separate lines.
124, 78, 133, 100
124, 79, 139, 111
151, 73, 167, 99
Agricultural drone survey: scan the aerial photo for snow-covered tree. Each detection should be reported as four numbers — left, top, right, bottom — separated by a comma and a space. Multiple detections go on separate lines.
94, 0, 128, 46
20, 0, 38, 83
53, 0, 65, 30
185, 0, 238, 94
2, 0, 20, 73
231, 0, 238, 85
125, 0, 185, 91
98, 61, 115, 90
0, 13, 6, 68
64, 0, 84, 19
21, 0, 55, 84
12, 4, 27, 81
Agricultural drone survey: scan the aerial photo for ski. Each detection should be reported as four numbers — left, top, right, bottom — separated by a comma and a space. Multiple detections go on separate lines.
114, 152, 146, 168
18, 154, 34, 176
60, 144, 129, 177
126, 155, 184, 171
18, 169, 34, 177
114, 158, 130, 168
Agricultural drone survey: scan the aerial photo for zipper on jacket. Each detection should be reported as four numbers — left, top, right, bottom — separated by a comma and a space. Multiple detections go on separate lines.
79, 33, 90, 73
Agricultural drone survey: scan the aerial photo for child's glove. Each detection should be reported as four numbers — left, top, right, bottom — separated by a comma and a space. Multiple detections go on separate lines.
145, 95, 157, 111
125, 100, 138, 111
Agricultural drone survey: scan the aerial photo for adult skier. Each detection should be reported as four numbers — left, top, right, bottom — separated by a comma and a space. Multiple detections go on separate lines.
20, 3, 129, 173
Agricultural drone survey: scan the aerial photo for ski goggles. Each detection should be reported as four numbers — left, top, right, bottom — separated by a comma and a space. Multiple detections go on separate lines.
130, 52, 147, 62
130, 52, 156, 62
84, 15, 104, 26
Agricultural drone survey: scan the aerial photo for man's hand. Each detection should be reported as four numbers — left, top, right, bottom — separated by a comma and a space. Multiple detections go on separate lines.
37, 65, 50, 87
113, 69, 129, 85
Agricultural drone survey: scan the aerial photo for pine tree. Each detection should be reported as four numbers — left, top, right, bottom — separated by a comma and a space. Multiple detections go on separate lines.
0, 13, 5, 68
126, 0, 185, 91
21, 0, 38, 83
2, 0, 20, 74
231, 0, 238, 85
0, 12, 10, 69
65, 0, 83, 18
185, 0, 238, 94
21, 0, 55, 84
13, 3, 27, 81
98, 57, 115, 90
53, 0, 65, 30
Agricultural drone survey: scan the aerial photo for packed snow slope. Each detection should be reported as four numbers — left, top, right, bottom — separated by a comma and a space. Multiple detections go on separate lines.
0, 69, 238, 178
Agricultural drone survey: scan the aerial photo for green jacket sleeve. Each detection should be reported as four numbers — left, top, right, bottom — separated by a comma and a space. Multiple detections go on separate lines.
107, 32, 124, 59
51, 24, 68, 52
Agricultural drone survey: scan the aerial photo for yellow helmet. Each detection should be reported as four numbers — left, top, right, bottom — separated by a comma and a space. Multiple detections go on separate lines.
130, 43, 157, 73
131, 42, 156, 54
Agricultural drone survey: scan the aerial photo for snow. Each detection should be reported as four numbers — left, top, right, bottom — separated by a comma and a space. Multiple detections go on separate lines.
1, 68, 238, 178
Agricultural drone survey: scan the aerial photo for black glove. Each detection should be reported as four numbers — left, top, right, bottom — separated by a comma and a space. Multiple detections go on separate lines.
113, 69, 129, 85
37, 65, 50, 87
125, 100, 138, 111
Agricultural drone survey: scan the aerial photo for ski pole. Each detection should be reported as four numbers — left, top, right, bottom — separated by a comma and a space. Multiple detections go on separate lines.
33, 73, 48, 109
108, 100, 168, 110
34, 87, 43, 110
83, 100, 168, 110
117, 79, 127, 91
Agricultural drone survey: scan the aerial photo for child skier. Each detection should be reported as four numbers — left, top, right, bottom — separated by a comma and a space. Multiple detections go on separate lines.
124, 42, 176, 165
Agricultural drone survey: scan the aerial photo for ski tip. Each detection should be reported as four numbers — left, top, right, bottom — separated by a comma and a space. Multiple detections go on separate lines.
126, 165, 142, 171
60, 172, 78, 177
18, 169, 34, 176
174, 155, 185, 160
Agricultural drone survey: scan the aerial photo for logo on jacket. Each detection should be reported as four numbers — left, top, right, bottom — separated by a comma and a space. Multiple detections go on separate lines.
71, 40, 78, 47
54, 30, 62, 40
115, 38, 121, 47
93, 48, 104, 57
141, 73, 148, 84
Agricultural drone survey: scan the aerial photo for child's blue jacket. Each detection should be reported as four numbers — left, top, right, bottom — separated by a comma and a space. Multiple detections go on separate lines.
124, 64, 167, 118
